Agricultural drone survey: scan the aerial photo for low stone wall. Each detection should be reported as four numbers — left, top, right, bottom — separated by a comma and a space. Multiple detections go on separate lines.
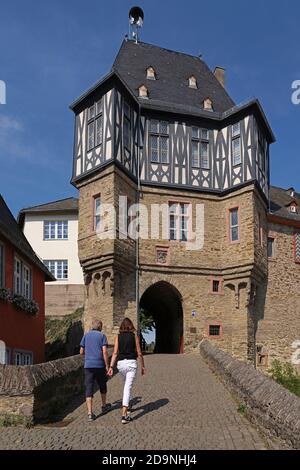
200, 340, 300, 449
0, 349, 111, 424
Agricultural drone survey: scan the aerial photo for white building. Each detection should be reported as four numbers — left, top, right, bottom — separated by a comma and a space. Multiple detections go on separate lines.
18, 198, 84, 316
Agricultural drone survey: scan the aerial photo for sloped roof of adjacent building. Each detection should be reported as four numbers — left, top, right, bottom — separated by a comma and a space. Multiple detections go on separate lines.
0, 195, 55, 281
269, 186, 300, 222
112, 40, 235, 113
18, 197, 79, 227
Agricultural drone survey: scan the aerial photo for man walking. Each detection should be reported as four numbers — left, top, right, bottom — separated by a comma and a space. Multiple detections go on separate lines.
80, 320, 111, 421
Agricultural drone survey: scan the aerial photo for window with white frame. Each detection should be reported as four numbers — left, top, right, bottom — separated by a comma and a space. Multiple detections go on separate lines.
0, 243, 4, 287
191, 127, 210, 169
14, 257, 32, 297
14, 257, 22, 294
169, 203, 190, 242
150, 120, 169, 163
123, 101, 131, 152
229, 208, 240, 242
44, 220, 68, 240
14, 350, 33, 366
44, 260, 68, 280
23, 264, 32, 299
93, 196, 101, 232
87, 99, 103, 151
232, 123, 241, 166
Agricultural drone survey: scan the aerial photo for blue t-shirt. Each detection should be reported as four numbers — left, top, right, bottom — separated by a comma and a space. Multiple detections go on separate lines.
80, 330, 108, 369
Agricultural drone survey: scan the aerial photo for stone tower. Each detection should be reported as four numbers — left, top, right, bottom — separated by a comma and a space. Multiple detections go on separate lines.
70, 39, 274, 360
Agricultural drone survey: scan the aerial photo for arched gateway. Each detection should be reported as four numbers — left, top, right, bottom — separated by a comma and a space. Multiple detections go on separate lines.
140, 281, 183, 354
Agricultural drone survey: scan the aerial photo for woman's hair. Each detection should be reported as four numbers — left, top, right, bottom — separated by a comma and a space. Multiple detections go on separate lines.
119, 317, 136, 333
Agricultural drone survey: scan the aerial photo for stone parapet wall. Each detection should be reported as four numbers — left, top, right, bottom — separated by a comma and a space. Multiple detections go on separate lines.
200, 339, 300, 449
0, 349, 111, 424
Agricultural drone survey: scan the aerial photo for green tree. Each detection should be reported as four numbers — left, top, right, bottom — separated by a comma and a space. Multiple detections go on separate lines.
139, 308, 155, 333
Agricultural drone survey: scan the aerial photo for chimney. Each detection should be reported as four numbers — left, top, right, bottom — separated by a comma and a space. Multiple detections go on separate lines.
214, 67, 226, 88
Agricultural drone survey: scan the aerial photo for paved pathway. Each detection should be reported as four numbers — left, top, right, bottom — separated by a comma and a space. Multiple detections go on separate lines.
0, 354, 274, 450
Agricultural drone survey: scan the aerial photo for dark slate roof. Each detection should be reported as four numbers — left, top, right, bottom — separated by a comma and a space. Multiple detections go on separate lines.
112, 40, 235, 113
0, 195, 55, 281
269, 186, 300, 222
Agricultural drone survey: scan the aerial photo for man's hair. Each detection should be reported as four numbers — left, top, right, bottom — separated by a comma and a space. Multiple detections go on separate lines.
91, 320, 103, 331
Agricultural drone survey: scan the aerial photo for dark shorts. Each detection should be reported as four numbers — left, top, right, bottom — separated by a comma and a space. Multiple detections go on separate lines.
84, 368, 107, 398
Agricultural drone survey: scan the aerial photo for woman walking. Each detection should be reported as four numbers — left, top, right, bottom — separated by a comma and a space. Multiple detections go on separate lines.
108, 318, 145, 424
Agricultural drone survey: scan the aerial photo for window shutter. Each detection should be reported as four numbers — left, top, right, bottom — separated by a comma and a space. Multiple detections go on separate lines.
294, 233, 300, 263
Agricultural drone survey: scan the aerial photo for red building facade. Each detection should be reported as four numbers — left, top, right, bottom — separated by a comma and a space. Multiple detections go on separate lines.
0, 195, 54, 365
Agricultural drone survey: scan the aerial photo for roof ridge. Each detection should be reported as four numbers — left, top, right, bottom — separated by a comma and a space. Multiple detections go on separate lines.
127, 39, 203, 61
19, 196, 78, 213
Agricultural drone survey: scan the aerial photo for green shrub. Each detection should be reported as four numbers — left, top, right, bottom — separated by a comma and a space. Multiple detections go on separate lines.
269, 359, 300, 397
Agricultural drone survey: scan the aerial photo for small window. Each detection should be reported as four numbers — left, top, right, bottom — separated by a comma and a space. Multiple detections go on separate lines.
146, 67, 156, 80
44, 221, 68, 240
87, 99, 103, 151
0, 243, 4, 288
232, 138, 241, 166
150, 120, 169, 163
44, 260, 68, 280
290, 203, 297, 214
229, 208, 240, 243
169, 203, 190, 242
212, 280, 221, 293
139, 85, 148, 99
191, 127, 210, 169
14, 257, 22, 295
232, 123, 241, 166
267, 238, 275, 258
23, 264, 32, 300
188, 76, 197, 89
14, 350, 33, 366
94, 196, 101, 232
209, 325, 221, 337
203, 98, 213, 110
232, 123, 240, 137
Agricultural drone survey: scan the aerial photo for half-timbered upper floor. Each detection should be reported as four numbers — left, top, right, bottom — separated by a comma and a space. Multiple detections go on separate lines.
70, 40, 275, 200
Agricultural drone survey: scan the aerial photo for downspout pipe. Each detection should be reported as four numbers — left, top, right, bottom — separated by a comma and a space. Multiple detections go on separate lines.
136, 102, 142, 333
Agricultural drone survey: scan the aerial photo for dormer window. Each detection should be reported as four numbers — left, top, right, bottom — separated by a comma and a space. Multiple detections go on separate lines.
203, 98, 213, 111
290, 202, 298, 214
139, 85, 149, 99
146, 67, 156, 80
188, 76, 197, 89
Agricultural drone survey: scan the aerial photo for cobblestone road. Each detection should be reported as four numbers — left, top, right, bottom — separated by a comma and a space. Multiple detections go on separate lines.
0, 354, 274, 450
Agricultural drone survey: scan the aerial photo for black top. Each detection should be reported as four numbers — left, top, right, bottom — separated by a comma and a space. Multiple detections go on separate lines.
118, 332, 138, 361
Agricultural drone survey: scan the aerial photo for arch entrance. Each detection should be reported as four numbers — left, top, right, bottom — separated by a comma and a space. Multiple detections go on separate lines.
140, 281, 183, 354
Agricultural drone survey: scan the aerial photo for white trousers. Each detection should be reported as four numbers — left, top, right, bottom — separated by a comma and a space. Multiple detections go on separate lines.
117, 359, 137, 408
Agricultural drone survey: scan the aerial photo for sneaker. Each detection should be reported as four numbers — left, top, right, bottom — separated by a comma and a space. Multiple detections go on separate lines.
101, 403, 112, 415
88, 413, 96, 422
121, 415, 133, 424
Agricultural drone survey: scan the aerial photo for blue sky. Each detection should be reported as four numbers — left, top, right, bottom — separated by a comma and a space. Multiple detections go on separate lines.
0, 0, 300, 216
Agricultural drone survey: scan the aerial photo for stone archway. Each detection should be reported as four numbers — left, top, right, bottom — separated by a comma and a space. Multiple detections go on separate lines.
140, 281, 183, 354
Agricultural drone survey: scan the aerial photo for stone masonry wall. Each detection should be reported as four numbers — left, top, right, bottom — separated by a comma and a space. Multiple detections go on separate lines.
200, 339, 300, 449
0, 348, 113, 424
0, 355, 84, 423
77, 163, 269, 361
257, 222, 300, 371
45, 284, 84, 317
